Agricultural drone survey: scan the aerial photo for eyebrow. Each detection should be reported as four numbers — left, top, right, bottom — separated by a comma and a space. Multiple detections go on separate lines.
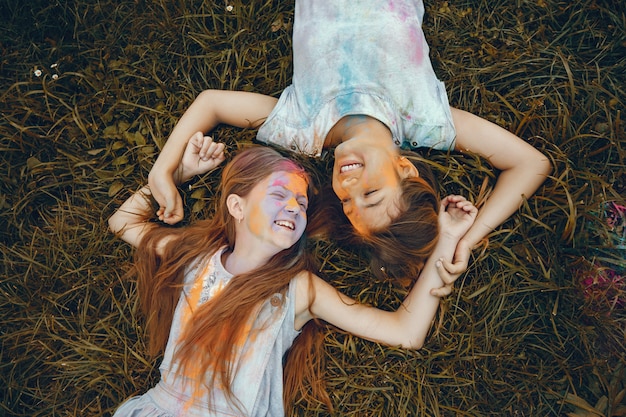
365, 198, 384, 209
364, 192, 386, 209
270, 184, 308, 200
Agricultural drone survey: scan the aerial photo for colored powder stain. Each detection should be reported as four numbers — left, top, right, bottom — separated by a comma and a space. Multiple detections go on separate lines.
180, 262, 210, 327
387, 0, 410, 22
248, 208, 267, 236
336, 62, 357, 115
270, 178, 288, 187
407, 26, 423, 65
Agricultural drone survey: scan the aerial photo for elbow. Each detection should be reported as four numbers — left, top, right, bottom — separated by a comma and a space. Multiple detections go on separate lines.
515, 150, 552, 185
108, 214, 120, 235
407, 340, 425, 350
399, 325, 428, 350
537, 152, 552, 177
402, 336, 426, 350
534, 154, 553, 190
108, 211, 128, 236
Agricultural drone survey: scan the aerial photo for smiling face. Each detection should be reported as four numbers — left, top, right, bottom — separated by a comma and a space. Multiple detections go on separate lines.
241, 170, 309, 252
331, 121, 418, 235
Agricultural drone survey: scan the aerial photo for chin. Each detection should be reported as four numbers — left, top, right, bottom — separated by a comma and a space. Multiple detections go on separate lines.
271, 238, 298, 252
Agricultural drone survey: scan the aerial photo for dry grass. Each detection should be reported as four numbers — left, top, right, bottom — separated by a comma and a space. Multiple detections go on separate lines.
1, 0, 624, 416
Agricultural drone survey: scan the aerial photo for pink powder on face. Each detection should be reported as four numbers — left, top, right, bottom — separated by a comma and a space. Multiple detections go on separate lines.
270, 178, 288, 187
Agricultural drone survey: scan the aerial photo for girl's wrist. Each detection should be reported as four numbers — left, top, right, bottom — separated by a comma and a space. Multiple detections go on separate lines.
173, 167, 194, 185
431, 236, 460, 258
437, 233, 462, 247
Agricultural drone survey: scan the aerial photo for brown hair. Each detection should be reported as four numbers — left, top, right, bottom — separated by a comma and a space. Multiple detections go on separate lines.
132, 145, 330, 411
326, 151, 440, 282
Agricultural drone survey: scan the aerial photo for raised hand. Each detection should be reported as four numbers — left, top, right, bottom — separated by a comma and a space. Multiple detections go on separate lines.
154, 132, 225, 223
438, 195, 477, 240
176, 132, 226, 182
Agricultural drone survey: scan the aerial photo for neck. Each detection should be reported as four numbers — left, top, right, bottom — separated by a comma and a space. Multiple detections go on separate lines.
325, 115, 392, 147
222, 244, 274, 276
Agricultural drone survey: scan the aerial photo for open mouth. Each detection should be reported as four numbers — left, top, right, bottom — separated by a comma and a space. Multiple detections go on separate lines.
274, 220, 295, 230
340, 163, 363, 173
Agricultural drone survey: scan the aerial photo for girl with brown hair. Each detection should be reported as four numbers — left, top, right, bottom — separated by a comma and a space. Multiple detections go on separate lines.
109, 134, 476, 416
146, 0, 550, 283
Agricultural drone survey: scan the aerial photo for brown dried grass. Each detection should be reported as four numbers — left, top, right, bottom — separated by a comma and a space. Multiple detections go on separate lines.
1, 0, 624, 416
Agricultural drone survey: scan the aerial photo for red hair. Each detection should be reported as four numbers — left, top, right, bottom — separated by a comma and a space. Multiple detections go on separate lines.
133, 146, 331, 412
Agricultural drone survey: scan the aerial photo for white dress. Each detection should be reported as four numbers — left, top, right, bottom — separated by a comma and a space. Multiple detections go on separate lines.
113, 248, 300, 416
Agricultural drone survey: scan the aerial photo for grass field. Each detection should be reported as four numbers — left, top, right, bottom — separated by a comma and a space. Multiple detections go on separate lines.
1, 0, 624, 416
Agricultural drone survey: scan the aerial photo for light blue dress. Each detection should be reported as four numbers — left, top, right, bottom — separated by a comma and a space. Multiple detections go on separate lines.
113, 248, 300, 416
257, 0, 456, 156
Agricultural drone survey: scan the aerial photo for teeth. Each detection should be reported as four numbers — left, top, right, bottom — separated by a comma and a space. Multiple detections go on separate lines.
340, 163, 362, 173
275, 220, 295, 230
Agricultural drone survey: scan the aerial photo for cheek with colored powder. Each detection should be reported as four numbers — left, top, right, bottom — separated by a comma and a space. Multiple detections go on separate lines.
247, 197, 280, 236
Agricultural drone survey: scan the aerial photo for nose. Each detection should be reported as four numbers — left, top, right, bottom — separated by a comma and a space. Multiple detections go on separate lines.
284, 196, 301, 214
341, 176, 358, 189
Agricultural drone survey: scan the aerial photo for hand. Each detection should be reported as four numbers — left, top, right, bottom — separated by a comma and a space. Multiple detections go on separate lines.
148, 166, 184, 224
175, 132, 225, 182
437, 195, 477, 241
149, 132, 225, 225
430, 257, 460, 297
429, 239, 472, 296
429, 196, 477, 297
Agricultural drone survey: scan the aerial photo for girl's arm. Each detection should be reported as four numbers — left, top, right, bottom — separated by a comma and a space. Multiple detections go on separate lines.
295, 196, 477, 349
110, 134, 226, 249
148, 90, 278, 224
449, 107, 552, 267
108, 185, 158, 249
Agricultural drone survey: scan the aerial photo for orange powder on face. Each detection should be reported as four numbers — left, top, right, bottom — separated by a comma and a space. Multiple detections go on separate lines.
247, 205, 269, 236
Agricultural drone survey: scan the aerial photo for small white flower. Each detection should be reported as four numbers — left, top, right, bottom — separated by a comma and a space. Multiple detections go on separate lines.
52, 74, 59, 80
34, 69, 42, 77
50, 63, 58, 68
226, 4, 233, 11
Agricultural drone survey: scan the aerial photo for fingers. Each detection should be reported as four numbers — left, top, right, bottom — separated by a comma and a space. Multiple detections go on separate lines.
441, 194, 466, 204
158, 193, 184, 224
430, 259, 454, 297
188, 131, 204, 149
441, 195, 477, 212
430, 284, 453, 297
436, 258, 457, 285
456, 199, 478, 215
441, 256, 468, 276
196, 134, 225, 161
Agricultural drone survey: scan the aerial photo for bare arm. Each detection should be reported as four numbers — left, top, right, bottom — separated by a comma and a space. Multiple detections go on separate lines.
110, 134, 226, 249
451, 107, 551, 251
149, 90, 278, 224
108, 185, 158, 249
295, 196, 477, 349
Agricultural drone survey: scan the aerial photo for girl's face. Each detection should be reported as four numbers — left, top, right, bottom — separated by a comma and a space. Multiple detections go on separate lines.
331, 127, 417, 235
242, 170, 309, 251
